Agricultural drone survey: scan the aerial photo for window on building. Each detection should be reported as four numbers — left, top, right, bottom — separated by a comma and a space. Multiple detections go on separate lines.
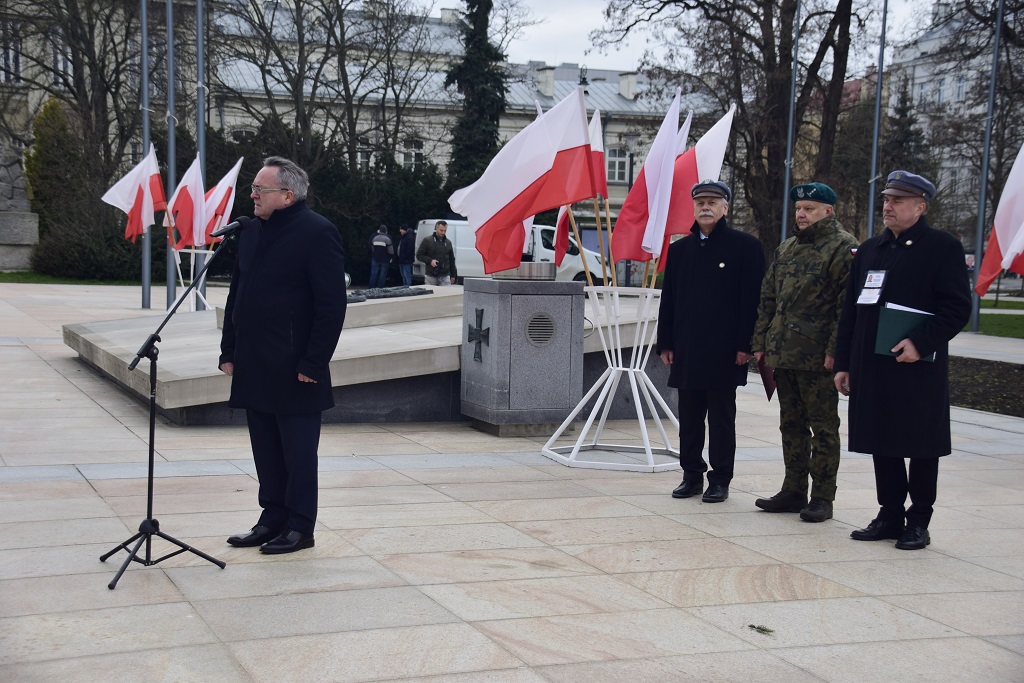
402, 139, 423, 170
231, 128, 256, 144
936, 78, 945, 104
130, 142, 142, 165
1, 21, 21, 84
51, 35, 72, 88
955, 77, 966, 101
356, 135, 373, 171
947, 168, 959, 195
607, 147, 627, 183
357, 149, 372, 172
916, 81, 928, 104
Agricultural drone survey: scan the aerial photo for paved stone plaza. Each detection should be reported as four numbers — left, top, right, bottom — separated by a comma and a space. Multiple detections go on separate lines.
1, 283, 1022, 681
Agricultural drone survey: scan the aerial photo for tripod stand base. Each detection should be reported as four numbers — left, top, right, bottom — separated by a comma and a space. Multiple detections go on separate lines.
101, 518, 225, 589
541, 287, 681, 473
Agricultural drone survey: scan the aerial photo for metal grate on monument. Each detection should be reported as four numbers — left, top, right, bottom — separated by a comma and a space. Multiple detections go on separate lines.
526, 312, 556, 346
541, 286, 680, 472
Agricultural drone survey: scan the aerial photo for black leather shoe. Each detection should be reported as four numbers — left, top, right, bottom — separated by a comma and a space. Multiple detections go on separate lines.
672, 476, 704, 499
227, 524, 281, 547
895, 525, 931, 550
850, 518, 904, 541
755, 490, 807, 513
260, 529, 315, 554
800, 498, 833, 523
702, 483, 729, 503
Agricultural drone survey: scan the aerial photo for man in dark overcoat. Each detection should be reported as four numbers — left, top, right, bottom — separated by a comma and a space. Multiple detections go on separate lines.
657, 180, 765, 503
220, 156, 347, 554
834, 170, 970, 550
397, 224, 416, 286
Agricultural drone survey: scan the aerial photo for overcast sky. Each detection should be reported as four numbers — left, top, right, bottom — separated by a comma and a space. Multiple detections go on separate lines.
436, 0, 931, 75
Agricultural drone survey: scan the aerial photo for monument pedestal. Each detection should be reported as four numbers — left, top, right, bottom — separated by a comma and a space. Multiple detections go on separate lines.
0, 211, 38, 270
0, 150, 38, 271
460, 278, 585, 436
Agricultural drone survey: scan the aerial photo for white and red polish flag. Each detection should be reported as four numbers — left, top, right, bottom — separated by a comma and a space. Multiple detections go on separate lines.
203, 157, 244, 245
163, 155, 206, 250
448, 86, 595, 274
554, 205, 572, 265
552, 110, 609, 265
520, 100, 547, 242
101, 144, 166, 243
589, 109, 609, 199
610, 91, 684, 262
654, 103, 737, 272
976, 142, 1024, 295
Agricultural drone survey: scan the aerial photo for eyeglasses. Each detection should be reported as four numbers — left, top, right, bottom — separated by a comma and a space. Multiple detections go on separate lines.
250, 185, 290, 194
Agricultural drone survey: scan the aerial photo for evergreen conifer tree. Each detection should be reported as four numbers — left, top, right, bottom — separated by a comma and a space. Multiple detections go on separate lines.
882, 82, 933, 174
444, 0, 508, 197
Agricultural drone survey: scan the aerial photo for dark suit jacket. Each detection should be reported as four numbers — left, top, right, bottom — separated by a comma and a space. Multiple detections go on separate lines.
657, 218, 765, 389
219, 201, 347, 414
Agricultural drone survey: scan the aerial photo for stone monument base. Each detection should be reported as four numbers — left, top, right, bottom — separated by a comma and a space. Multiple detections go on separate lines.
0, 211, 38, 271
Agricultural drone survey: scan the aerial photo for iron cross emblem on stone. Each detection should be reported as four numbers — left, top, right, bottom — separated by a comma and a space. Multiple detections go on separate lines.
467, 308, 490, 362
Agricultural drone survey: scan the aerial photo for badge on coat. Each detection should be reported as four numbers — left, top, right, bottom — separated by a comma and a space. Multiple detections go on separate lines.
856, 270, 886, 306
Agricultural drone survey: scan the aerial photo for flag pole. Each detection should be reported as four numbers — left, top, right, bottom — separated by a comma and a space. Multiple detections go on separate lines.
641, 259, 652, 287
566, 207, 594, 286
194, 0, 207, 311
604, 199, 618, 286
970, 0, 1005, 333
866, 0, 889, 240
780, 0, 802, 243
164, 0, 176, 309
592, 196, 609, 284
647, 257, 660, 290
140, 0, 151, 309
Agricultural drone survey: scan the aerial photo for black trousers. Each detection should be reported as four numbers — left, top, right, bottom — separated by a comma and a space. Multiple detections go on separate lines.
873, 456, 940, 529
678, 386, 737, 486
246, 409, 322, 535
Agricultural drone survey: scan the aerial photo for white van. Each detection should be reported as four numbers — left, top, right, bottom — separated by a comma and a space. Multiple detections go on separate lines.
413, 219, 605, 283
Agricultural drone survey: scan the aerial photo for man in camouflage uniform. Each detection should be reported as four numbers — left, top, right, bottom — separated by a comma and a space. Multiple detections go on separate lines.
752, 182, 858, 522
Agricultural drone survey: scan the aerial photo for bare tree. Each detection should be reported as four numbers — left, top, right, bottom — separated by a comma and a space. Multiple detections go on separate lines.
0, 0, 145, 181
489, 0, 539, 55
593, 0, 870, 257
211, 0, 448, 176
922, 0, 1023, 235
355, 0, 453, 166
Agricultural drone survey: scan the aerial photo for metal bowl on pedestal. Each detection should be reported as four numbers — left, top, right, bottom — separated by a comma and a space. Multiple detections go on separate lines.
492, 263, 556, 281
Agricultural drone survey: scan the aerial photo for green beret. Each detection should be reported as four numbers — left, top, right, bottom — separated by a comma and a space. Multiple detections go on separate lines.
790, 182, 837, 206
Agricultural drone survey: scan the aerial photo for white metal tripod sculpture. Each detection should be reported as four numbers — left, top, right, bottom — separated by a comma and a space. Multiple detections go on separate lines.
541, 286, 680, 472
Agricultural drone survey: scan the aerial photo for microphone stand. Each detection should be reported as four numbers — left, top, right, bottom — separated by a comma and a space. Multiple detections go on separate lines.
100, 233, 238, 588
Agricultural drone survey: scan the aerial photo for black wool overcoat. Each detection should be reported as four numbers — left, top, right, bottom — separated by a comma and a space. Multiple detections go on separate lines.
657, 218, 766, 389
834, 218, 971, 458
219, 201, 348, 414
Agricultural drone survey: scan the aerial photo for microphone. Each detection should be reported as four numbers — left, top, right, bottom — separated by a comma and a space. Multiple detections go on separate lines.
209, 216, 254, 238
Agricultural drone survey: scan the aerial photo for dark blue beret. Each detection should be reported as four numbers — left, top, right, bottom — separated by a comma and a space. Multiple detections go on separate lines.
882, 170, 936, 201
691, 179, 732, 203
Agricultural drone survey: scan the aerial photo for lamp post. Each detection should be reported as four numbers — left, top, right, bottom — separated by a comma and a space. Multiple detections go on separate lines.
622, 132, 640, 286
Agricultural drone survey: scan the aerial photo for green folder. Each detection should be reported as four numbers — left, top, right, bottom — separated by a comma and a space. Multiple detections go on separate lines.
874, 305, 936, 362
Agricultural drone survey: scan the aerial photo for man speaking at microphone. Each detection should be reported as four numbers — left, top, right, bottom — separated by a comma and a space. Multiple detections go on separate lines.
219, 156, 347, 554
